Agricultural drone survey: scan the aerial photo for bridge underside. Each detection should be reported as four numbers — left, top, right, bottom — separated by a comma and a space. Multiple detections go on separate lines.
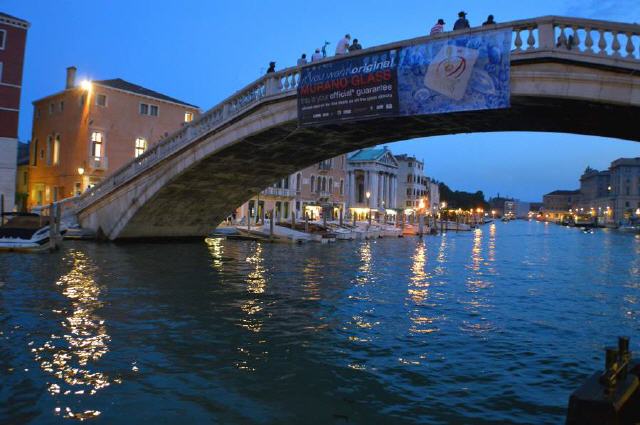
111, 95, 638, 239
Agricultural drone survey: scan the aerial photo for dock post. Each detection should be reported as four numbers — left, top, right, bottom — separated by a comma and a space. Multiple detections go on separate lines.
352, 211, 356, 227
291, 208, 295, 230
418, 214, 424, 237
56, 201, 62, 245
323, 207, 327, 228
269, 209, 274, 241
0, 194, 4, 226
49, 203, 56, 251
305, 213, 309, 233
339, 207, 343, 227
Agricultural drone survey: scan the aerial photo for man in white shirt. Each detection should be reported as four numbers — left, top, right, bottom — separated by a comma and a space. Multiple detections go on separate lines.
335, 34, 351, 55
311, 48, 323, 62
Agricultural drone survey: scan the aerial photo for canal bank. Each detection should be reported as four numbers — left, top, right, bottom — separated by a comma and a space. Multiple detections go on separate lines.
1, 220, 638, 424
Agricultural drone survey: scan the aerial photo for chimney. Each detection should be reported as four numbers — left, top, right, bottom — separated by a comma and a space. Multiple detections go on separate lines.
66, 66, 77, 89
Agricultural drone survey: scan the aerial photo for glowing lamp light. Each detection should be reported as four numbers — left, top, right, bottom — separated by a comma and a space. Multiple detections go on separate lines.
80, 80, 92, 91
77, 167, 85, 175
365, 191, 371, 199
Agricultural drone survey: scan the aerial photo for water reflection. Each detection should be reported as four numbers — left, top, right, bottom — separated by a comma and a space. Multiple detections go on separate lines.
408, 241, 437, 335
33, 250, 114, 420
462, 228, 494, 335
237, 243, 269, 371
205, 237, 225, 271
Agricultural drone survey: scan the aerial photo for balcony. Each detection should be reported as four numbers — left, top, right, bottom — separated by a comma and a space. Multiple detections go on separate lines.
88, 156, 108, 170
261, 187, 295, 198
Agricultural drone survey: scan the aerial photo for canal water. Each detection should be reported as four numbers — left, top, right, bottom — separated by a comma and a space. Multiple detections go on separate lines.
1, 221, 638, 424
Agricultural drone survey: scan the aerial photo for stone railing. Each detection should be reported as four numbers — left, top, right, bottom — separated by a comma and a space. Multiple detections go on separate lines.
261, 187, 296, 197
75, 16, 640, 213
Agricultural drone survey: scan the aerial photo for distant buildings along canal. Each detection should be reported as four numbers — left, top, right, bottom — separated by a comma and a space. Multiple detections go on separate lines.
542, 157, 640, 225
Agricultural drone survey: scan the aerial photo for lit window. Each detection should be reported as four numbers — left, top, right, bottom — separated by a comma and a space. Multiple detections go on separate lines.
139, 103, 149, 115
96, 94, 107, 107
91, 131, 104, 158
134, 137, 147, 158
53, 135, 60, 165
149, 105, 158, 116
0, 30, 5, 50
184, 112, 194, 122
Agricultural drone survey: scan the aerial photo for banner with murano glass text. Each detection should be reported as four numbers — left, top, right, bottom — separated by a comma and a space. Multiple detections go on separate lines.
297, 28, 511, 125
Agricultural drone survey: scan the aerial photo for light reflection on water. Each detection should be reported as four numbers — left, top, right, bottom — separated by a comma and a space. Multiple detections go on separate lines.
34, 250, 114, 420
1, 221, 639, 424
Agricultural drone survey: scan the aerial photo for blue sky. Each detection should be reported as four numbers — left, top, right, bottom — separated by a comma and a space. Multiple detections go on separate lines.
5, 0, 640, 201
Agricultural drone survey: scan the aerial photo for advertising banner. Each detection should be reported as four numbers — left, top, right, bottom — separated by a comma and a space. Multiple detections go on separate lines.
297, 49, 399, 125
397, 28, 512, 116
297, 29, 511, 125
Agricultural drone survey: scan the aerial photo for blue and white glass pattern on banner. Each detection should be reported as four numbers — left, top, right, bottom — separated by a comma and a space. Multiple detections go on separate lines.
397, 29, 512, 116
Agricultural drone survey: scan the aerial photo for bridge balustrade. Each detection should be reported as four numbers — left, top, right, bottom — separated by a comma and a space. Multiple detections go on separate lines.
75, 16, 640, 214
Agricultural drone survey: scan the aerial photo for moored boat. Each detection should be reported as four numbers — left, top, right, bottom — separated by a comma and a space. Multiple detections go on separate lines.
0, 213, 65, 253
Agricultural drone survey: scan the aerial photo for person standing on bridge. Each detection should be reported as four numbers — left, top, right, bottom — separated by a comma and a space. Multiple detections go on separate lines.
297, 54, 308, 66
311, 48, 323, 62
453, 11, 470, 30
482, 15, 496, 26
350, 38, 362, 51
335, 34, 351, 55
266, 61, 276, 73
430, 19, 445, 35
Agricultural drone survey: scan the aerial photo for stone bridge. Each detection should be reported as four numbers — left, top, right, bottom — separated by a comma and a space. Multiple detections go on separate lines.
74, 16, 640, 240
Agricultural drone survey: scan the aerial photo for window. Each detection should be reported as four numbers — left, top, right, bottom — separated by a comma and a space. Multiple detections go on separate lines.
35, 108, 41, 119
32, 139, 38, 166
79, 93, 86, 106
310, 176, 315, 192
316, 177, 321, 193
184, 112, 194, 122
49, 103, 55, 115
134, 137, 147, 158
53, 135, 60, 165
406, 201, 412, 207
296, 173, 301, 191
328, 178, 333, 193
22, 170, 27, 186
0, 62, 3, 83
46, 136, 52, 166
91, 131, 104, 158
320, 177, 325, 192
139, 103, 149, 115
150, 105, 159, 116
96, 94, 107, 107
59, 101, 64, 112
0, 30, 5, 50
140, 103, 159, 116
340, 179, 344, 195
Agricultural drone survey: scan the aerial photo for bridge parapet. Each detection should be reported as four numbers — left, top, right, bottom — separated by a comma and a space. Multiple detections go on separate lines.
75, 16, 640, 215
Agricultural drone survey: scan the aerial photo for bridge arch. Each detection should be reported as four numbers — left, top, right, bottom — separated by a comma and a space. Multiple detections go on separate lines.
75, 16, 640, 239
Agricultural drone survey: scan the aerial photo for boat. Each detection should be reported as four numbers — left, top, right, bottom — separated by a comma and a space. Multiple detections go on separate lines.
0, 213, 65, 252
618, 225, 640, 234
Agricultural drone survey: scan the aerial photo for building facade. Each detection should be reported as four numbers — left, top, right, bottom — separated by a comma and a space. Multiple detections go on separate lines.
347, 147, 398, 219
28, 67, 199, 207
609, 158, 640, 222
0, 12, 28, 212
235, 154, 347, 224
394, 154, 427, 213
15, 141, 28, 211
542, 190, 581, 221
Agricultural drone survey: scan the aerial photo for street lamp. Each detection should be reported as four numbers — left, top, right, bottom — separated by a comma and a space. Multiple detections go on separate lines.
366, 191, 371, 226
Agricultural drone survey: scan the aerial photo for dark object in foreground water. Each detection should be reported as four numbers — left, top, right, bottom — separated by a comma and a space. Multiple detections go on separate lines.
566, 336, 640, 425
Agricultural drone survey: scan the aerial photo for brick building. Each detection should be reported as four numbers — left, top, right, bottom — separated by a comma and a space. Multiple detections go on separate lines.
28, 67, 199, 207
0, 12, 28, 212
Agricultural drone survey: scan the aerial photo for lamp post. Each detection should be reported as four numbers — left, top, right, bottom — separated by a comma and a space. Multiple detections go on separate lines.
366, 191, 371, 226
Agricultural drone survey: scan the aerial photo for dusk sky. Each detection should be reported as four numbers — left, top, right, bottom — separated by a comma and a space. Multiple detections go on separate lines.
6, 0, 640, 201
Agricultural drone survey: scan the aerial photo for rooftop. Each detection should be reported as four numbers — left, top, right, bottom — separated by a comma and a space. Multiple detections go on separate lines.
544, 189, 581, 196
0, 12, 30, 27
348, 147, 388, 162
610, 157, 640, 168
94, 78, 198, 108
